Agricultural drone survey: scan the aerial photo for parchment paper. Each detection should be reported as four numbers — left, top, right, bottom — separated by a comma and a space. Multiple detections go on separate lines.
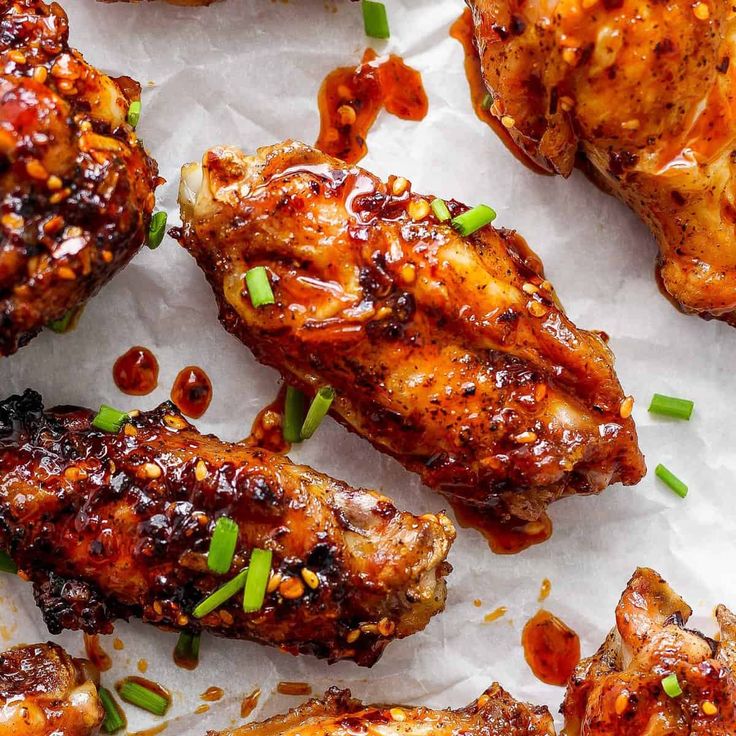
1, 0, 734, 732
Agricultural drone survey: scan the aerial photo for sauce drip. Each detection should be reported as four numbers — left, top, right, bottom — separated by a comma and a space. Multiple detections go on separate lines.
450, 10, 550, 176
138, 659, 148, 673
522, 610, 580, 686
316, 48, 428, 164
113, 346, 159, 396
246, 387, 289, 453
483, 606, 507, 623
171, 366, 212, 419
83, 634, 111, 672
241, 688, 261, 719
195, 704, 209, 715
277, 681, 312, 696
538, 578, 551, 602
200, 686, 224, 702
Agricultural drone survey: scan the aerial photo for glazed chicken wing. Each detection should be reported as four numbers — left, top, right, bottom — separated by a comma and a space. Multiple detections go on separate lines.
562, 568, 736, 735
175, 140, 645, 538
212, 684, 555, 736
0, 390, 454, 666
0, 642, 103, 736
0, 0, 160, 355
467, 0, 736, 324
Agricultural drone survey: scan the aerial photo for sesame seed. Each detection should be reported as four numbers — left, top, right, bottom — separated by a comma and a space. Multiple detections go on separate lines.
49, 189, 69, 204
195, 460, 208, 481
267, 572, 282, 594
337, 104, 357, 126
64, 466, 88, 481
390, 708, 406, 722
163, 413, 187, 430
301, 568, 320, 589
102, 251, 113, 263
534, 383, 548, 402
477, 694, 490, 707
177, 613, 189, 627
694, 2, 710, 18
392, 177, 409, 196
539, 280, 553, 291
501, 115, 516, 128
559, 95, 575, 111
622, 119, 640, 130
279, 576, 305, 600
615, 692, 629, 715
123, 423, 137, 437
153, 600, 163, 615
220, 610, 234, 625
47, 175, 62, 190
562, 48, 578, 65
1, 213, 23, 230
378, 617, 396, 636
620, 396, 634, 419
142, 462, 162, 479
25, 159, 48, 180
57, 266, 76, 280
346, 629, 361, 643
408, 199, 431, 221
32, 66, 47, 83
400, 263, 416, 284
527, 300, 547, 317
8, 50, 25, 64
514, 431, 538, 444
702, 701, 718, 715
522, 282, 538, 294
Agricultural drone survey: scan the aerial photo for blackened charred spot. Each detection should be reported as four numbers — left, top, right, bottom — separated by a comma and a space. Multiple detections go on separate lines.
492, 23, 509, 40
510, 15, 526, 34
306, 543, 335, 572
462, 382, 477, 396
671, 190, 686, 206
654, 38, 674, 57
717, 56, 730, 74
240, 475, 283, 506
608, 150, 639, 177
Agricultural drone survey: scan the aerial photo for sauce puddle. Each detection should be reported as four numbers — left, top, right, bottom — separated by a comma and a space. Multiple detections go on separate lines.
171, 366, 212, 418
521, 610, 580, 686
200, 686, 224, 702
113, 346, 159, 396
316, 48, 428, 164
277, 681, 312, 696
83, 634, 112, 672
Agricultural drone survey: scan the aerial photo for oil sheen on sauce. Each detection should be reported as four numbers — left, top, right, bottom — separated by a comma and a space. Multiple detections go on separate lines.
83, 634, 112, 672
450, 9, 550, 176
246, 387, 289, 453
316, 48, 428, 164
113, 346, 159, 396
171, 366, 212, 419
522, 610, 580, 686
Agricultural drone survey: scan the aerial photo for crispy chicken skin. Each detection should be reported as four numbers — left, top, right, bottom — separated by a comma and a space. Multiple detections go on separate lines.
0, 390, 454, 666
467, 0, 736, 324
0, 0, 160, 355
562, 568, 736, 735
211, 684, 555, 736
175, 140, 645, 528
0, 642, 103, 736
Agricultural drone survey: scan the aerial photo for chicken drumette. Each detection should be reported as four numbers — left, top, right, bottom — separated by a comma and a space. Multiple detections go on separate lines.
175, 140, 645, 537
562, 568, 736, 735
212, 684, 555, 736
467, 0, 736, 325
0, 390, 454, 667
0, 642, 103, 736
0, 0, 160, 355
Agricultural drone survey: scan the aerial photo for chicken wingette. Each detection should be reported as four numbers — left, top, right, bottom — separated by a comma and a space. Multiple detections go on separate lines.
175, 140, 645, 536
0, 642, 103, 736
466, 0, 736, 325
562, 568, 736, 735
211, 683, 555, 736
0, 389, 454, 667
0, 0, 160, 356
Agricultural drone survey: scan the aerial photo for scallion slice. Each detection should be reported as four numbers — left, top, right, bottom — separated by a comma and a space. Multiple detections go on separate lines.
481, 93, 493, 110
431, 198, 451, 222
173, 631, 201, 668
301, 386, 335, 439
207, 516, 239, 574
648, 394, 694, 420
0, 551, 16, 574
661, 673, 683, 698
92, 405, 128, 433
243, 548, 273, 613
451, 205, 497, 236
192, 568, 248, 619
47, 310, 75, 334
127, 100, 141, 129
99, 687, 126, 733
361, 0, 390, 39
655, 464, 688, 498
147, 211, 167, 250
283, 386, 307, 444
117, 679, 169, 717
245, 266, 275, 308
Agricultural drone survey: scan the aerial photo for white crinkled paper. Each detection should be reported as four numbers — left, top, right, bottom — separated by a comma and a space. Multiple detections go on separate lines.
1, 0, 735, 732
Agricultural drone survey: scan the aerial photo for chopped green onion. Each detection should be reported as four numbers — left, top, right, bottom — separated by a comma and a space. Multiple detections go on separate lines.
0, 551, 16, 574
117, 679, 169, 717
243, 548, 273, 613
661, 673, 683, 698
192, 568, 248, 619
301, 386, 335, 439
99, 687, 126, 733
361, 0, 390, 39
648, 394, 694, 421
147, 211, 167, 250
245, 266, 275, 308
127, 100, 141, 129
431, 198, 451, 222
173, 631, 201, 668
655, 464, 688, 499
47, 310, 75, 334
207, 516, 239, 574
481, 93, 493, 110
92, 405, 128, 433
451, 205, 497, 236
283, 386, 307, 444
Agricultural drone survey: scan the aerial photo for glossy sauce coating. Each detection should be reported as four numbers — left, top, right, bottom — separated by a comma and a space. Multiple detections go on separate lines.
83, 633, 112, 672
316, 49, 428, 164
171, 366, 212, 418
246, 387, 290, 454
522, 610, 580, 686
113, 346, 160, 396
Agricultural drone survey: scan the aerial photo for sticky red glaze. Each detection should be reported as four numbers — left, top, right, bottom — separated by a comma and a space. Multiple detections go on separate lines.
316, 49, 428, 164
113, 346, 159, 396
171, 366, 212, 418
83, 633, 112, 672
522, 610, 580, 686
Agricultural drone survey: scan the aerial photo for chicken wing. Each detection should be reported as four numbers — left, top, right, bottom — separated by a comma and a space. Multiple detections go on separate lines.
175, 140, 645, 536
211, 683, 555, 736
0, 642, 103, 736
0, 0, 160, 355
466, 0, 736, 324
0, 389, 454, 666
562, 567, 736, 735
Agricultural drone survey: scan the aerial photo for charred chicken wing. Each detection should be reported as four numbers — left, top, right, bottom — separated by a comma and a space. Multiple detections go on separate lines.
0, 390, 454, 666
175, 140, 645, 536
212, 683, 555, 736
0, 642, 103, 736
0, 0, 160, 355
562, 568, 736, 735
467, 0, 736, 324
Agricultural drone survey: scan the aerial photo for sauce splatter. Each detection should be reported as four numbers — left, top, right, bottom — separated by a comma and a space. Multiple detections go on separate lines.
522, 610, 580, 686
137, 659, 148, 673
483, 606, 507, 623
241, 688, 261, 719
195, 704, 210, 715
171, 366, 212, 419
112, 638, 124, 651
200, 686, 224, 702
538, 578, 551, 602
277, 681, 312, 696
316, 48, 428, 164
450, 9, 550, 176
246, 387, 289, 453
113, 346, 159, 396
473, 599, 482, 608
83, 634, 112, 672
